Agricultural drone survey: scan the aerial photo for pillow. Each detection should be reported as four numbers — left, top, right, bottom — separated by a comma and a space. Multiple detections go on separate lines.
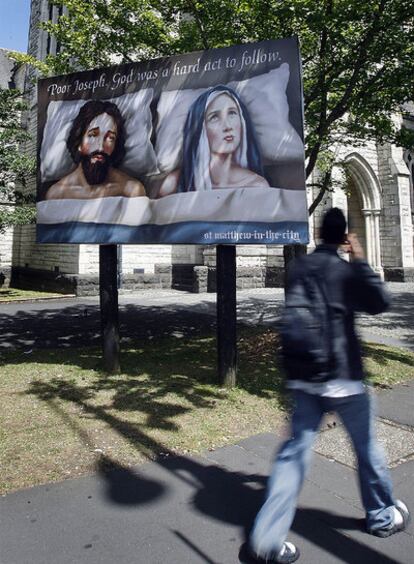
40, 89, 157, 182
228, 65, 304, 164
154, 87, 205, 174
154, 63, 304, 174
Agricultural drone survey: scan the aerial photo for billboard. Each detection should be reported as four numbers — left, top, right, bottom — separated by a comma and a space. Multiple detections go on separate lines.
36, 37, 308, 245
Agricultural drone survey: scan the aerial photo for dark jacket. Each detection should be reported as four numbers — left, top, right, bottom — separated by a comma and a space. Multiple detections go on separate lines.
284, 244, 391, 381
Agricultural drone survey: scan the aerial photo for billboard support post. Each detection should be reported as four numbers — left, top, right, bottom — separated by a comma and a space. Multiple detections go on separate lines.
217, 245, 237, 387
99, 245, 120, 374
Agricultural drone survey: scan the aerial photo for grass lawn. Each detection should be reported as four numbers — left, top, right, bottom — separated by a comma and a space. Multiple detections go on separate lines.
1, 328, 413, 495
0, 288, 68, 302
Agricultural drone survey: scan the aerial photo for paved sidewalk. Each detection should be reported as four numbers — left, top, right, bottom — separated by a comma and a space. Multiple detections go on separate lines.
0, 285, 413, 563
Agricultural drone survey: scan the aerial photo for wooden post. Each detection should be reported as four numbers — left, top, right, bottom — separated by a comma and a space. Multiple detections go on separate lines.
99, 245, 120, 374
216, 244, 237, 387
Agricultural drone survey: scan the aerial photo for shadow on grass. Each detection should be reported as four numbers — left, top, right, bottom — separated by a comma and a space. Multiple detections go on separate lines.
15, 325, 286, 515
20, 327, 288, 439
21, 370, 400, 564
25, 370, 268, 514
363, 342, 414, 367
0, 290, 14, 296
5, 323, 412, 446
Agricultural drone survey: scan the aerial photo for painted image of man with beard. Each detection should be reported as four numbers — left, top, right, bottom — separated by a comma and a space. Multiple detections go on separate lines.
45, 100, 146, 199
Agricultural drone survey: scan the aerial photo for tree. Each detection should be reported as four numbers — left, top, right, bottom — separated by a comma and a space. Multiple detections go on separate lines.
0, 87, 36, 233
18, 0, 414, 214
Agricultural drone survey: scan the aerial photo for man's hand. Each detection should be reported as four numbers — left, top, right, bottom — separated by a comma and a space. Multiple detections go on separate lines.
343, 233, 365, 260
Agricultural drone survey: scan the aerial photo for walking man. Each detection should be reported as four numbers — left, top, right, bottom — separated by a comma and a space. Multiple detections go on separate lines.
248, 208, 410, 563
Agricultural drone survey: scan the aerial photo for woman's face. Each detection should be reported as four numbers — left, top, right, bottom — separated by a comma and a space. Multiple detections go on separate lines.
204, 93, 242, 156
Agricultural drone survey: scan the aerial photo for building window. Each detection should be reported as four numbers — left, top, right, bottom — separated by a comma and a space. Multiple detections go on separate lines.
45, 2, 54, 55
46, 2, 63, 56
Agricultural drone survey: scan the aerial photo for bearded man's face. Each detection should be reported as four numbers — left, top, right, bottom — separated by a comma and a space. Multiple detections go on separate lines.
79, 113, 117, 186
80, 151, 111, 185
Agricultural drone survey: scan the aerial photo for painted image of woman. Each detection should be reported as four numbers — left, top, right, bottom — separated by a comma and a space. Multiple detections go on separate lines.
158, 85, 269, 197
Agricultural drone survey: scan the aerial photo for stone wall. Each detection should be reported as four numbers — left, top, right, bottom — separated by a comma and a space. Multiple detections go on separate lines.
121, 245, 172, 274
378, 141, 414, 279
78, 244, 204, 276
12, 225, 79, 273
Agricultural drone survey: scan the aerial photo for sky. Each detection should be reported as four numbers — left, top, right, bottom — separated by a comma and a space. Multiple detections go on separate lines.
0, 0, 31, 52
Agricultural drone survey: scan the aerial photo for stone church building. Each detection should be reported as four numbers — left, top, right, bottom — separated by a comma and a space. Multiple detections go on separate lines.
1, 0, 413, 294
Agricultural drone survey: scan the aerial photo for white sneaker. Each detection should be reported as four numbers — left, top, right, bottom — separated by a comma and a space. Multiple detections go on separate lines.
249, 541, 300, 563
368, 499, 411, 538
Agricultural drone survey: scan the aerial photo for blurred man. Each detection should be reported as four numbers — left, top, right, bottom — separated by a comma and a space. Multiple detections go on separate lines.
46, 100, 145, 199
247, 208, 410, 563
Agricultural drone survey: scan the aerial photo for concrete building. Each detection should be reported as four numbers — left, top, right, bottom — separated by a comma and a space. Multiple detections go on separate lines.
2, 0, 414, 294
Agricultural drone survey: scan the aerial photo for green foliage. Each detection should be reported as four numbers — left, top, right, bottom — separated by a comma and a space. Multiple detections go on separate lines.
0, 87, 36, 232
0, 204, 37, 231
16, 0, 414, 213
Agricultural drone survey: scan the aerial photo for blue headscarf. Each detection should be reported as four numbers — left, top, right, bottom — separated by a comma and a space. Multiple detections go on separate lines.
177, 85, 266, 193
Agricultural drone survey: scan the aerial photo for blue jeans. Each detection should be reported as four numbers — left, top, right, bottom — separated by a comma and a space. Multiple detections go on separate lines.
250, 389, 396, 557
